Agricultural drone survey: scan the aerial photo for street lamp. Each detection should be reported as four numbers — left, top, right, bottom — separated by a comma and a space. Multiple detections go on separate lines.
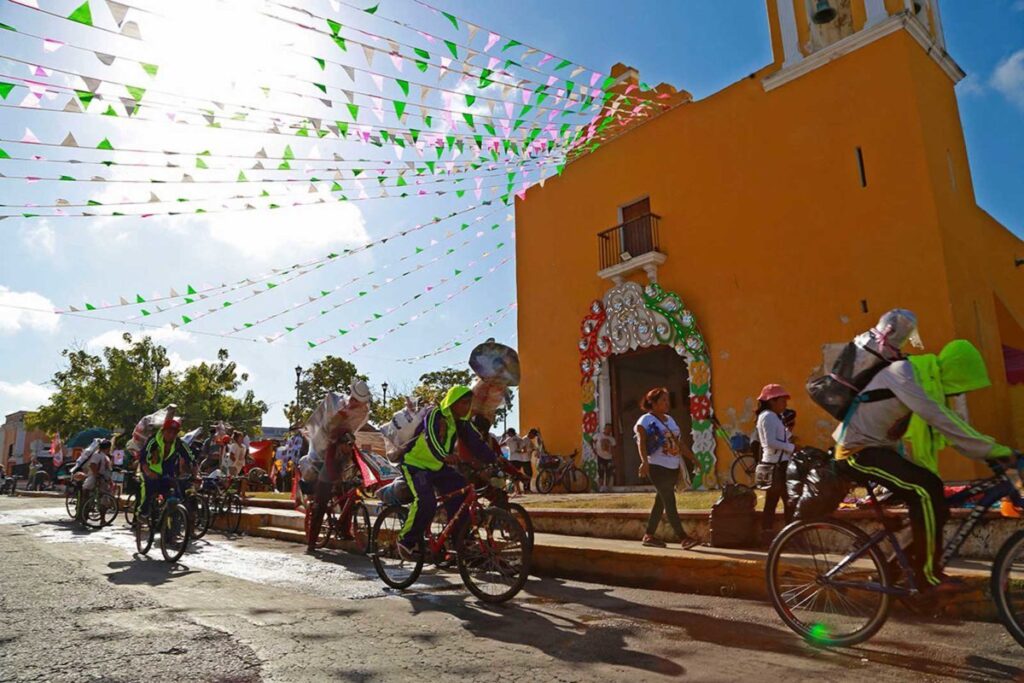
382, 381, 389, 406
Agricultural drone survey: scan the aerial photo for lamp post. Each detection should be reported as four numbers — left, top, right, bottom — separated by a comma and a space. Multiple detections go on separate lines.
294, 365, 302, 423
382, 382, 389, 406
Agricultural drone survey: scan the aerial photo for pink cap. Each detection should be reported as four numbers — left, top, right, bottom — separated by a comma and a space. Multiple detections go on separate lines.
758, 384, 790, 402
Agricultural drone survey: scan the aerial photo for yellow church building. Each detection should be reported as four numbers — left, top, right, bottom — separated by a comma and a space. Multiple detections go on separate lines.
514, 0, 1024, 487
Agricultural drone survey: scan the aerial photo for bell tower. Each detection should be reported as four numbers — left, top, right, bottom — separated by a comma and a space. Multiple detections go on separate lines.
764, 0, 959, 89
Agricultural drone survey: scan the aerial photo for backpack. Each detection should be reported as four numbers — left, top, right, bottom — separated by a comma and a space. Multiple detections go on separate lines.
380, 401, 434, 463
709, 484, 758, 548
806, 342, 893, 420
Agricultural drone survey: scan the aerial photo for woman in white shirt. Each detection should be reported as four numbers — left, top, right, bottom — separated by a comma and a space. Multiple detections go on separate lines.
755, 384, 795, 540
635, 387, 699, 549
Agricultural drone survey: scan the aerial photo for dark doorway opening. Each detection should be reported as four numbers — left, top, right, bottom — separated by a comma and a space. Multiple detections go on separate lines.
610, 346, 691, 486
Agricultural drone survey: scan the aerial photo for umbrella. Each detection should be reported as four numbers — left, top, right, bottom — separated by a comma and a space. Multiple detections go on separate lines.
66, 427, 112, 449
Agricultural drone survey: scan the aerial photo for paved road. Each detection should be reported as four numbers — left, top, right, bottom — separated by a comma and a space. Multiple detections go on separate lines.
1, 497, 1022, 682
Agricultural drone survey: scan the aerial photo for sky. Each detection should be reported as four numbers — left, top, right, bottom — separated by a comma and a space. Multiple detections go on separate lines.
0, 0, 1021, 432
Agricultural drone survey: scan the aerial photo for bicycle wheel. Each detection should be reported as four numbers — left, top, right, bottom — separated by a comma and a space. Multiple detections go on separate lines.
191, 494, 212, 540
97, 492, 118, 528
160, 502, 191, 563
766, 519, 892, 647
565, 466, 589, 494
536, 470, 555, 494
505, 503, 535, 548
991, 528, 1024, 647
305, 504, 335, 549
731, 455, 757, 486
370, 505, 424, 589
457, 507, 531, 604
65, 486, 78, 519
347, 501, 371, 555
81, 494, 103, 529
123, 493, 136, 527
224, 493, 243, 534
134, 512, 153, 556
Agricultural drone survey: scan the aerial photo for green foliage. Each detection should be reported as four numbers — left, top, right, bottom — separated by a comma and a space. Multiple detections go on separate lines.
28, 334, 267, 438
283, 355, 367, 427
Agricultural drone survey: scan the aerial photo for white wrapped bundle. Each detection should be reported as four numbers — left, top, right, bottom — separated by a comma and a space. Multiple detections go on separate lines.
127, 404, 177, 453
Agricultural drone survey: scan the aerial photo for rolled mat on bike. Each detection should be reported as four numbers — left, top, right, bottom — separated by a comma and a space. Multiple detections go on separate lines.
376, 479, 413, 506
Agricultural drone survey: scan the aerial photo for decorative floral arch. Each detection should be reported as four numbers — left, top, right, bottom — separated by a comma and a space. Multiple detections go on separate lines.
579, 281, 717, 489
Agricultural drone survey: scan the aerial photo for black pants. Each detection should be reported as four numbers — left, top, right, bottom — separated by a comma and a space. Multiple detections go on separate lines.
646, 464, 685, 538
843, 447, 948, 586
762, 460, 793, 530
515, 461, 532, 491
307, 479, 337, 549
597, 459, 614, 487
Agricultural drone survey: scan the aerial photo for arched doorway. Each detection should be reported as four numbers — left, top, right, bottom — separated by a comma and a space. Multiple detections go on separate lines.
579, 281, 717, 489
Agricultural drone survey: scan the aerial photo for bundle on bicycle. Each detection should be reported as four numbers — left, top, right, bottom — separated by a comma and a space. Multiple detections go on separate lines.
767, 311, 1024, 647
371, 384, 532, 603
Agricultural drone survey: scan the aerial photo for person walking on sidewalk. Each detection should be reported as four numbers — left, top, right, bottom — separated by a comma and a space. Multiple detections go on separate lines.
635, 387, 699, 549
755, 384, 795, 544
501, 428, 531, 494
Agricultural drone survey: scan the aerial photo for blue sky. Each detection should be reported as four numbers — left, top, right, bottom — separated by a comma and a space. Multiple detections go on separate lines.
0, 0, 1021, 431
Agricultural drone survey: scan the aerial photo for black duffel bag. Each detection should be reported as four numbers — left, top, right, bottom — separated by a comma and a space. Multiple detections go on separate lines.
709, 484, 758, 548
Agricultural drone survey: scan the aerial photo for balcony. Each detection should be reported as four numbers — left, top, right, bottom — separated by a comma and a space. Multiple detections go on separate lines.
596, 213, 666, 283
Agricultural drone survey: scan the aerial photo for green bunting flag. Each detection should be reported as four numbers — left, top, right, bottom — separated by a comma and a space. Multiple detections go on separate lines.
68, 2, 93, 26
141, 63, 159, 77
0, 83, 14, 100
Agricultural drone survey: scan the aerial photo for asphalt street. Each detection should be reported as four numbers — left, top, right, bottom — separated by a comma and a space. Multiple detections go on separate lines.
1, 496, 1022, 682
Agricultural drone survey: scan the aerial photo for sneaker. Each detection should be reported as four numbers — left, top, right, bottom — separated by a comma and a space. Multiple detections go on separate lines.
680, 536, 700, 550
641, 534, 666, 548
396, 541, 420, 561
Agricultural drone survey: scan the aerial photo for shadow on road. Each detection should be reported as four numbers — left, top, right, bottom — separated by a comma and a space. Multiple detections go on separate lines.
105, 559, 199, 587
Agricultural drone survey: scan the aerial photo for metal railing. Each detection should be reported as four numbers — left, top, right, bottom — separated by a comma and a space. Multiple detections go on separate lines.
597, 213, 662, 271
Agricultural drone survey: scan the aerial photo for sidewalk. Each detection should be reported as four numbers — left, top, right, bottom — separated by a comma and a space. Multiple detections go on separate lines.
230, 501, 998, 623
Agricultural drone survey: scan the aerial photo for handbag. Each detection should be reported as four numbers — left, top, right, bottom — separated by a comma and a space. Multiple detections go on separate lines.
754, 462, 775, 490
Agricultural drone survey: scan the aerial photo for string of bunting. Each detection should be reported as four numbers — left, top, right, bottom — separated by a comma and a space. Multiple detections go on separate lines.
318, 255, 514, 351
55, 200, 495, 313
224, 209, 511, 336
395, 300, 517, 362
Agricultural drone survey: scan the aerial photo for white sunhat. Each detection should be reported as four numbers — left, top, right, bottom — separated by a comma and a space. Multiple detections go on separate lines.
350, 379, 373, 404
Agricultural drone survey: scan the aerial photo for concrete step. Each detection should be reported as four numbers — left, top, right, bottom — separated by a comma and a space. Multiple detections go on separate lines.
529, 532, 996, 623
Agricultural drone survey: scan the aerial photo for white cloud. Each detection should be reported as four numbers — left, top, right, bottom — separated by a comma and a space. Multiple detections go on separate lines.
0, 286, 59, 334
957, 72, 985, 97
0, 380, 54, 412
991, 49, 1024, 110
1014, 0, 1024, 11
167, 352, 253, 381
86, 326, 193, 351
199, 202, 369, 261
19, 220, 56, 256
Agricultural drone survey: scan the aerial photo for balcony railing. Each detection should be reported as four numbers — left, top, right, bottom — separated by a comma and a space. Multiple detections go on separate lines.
597, 213, 662, 271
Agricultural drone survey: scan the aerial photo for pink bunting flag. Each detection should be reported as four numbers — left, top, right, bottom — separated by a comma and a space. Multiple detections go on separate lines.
32, 65, 51, 77
487, 56, 500, 70
484, 32, 500, 52
417, 31, 436, 44
389, 53, 404, 72
539, 53, 554, 67
370, 74, 384, 92
21, 128, 40, 143
590, 71, 602, 87
19, 93, 41, 108
43, 38, 64, 52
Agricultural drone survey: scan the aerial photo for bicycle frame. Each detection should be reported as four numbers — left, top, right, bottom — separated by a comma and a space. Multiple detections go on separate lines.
822, 462, 1024, 596
423, 483, 480, 558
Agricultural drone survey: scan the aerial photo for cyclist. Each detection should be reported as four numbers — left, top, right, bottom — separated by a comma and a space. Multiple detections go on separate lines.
396, 385, 498, 559
835, 316, 1016, 593
139, 417, 191, 519
306, 428, 356, 553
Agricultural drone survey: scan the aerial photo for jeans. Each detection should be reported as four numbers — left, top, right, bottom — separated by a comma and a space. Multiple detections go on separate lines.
646, 464, 685, 539
761, 460, 793, 530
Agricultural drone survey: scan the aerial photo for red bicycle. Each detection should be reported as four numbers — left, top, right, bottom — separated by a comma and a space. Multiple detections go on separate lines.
371, 469, 532, 603
304, 480, 371, 554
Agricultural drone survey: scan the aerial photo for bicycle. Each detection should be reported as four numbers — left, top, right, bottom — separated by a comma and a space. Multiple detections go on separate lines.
305, 479, 372, 554
202, 475, 243, 534
79, 483, 118, 529
179, 478, 213, 540
766, 455, 1024, 647
371, 474, 532, 603
133, 484, 191, 563
713, 419, 757, 486
535, 450, 588, 494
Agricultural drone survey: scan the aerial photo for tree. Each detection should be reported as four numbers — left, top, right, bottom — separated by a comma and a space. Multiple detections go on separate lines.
368, 388, 412, 428
29, 333, 267, 438
283, 355, 367, 427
